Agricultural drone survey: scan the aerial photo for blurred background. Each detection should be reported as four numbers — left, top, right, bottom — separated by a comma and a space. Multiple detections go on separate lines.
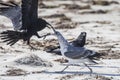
0, 0, 120, 79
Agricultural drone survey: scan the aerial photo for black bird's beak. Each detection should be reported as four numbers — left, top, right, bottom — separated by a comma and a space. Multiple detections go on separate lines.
49, 25, 56, 33
46, 23, 52, 29
46, 25, 50, 29
46, 22, 57, 34
47, 23, 56, 32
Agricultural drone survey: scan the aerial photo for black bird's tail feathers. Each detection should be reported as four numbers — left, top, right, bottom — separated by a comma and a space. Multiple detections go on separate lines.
0, 30, 26, 46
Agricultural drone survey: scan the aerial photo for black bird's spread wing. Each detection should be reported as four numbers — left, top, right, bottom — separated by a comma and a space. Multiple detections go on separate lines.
21, 0, 38, 30
0, 2, 21, 30
0, 30, 24, 46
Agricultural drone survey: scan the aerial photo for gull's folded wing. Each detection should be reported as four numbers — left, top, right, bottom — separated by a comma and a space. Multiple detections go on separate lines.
0, 2, 21, 30
64, 48, 95, 59
64, 48, 86, 59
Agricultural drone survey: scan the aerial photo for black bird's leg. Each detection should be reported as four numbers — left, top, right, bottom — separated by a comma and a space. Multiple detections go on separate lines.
35, 32, 51, 39
27, 39, 37, 50
35, 32, 41, 38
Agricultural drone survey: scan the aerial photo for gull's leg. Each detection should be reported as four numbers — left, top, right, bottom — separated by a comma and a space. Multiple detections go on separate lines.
56, 65, 69, 73
61, 65, 69, 72
83, 63, 93, 75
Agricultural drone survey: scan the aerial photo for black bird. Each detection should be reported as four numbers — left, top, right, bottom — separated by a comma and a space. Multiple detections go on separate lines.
0, 0, 52, 49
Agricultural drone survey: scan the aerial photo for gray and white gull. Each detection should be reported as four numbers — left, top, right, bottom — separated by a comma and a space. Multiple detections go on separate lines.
46, 31, 87, 55
50, 26, 100, 73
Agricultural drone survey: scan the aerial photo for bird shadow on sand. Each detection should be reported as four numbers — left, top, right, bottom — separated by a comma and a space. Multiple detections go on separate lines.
42, 65, 120, 77
43, 71, 120, 77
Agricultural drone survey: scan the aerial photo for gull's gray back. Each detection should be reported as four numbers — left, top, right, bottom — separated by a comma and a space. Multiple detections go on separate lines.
64, 47, 95, 59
